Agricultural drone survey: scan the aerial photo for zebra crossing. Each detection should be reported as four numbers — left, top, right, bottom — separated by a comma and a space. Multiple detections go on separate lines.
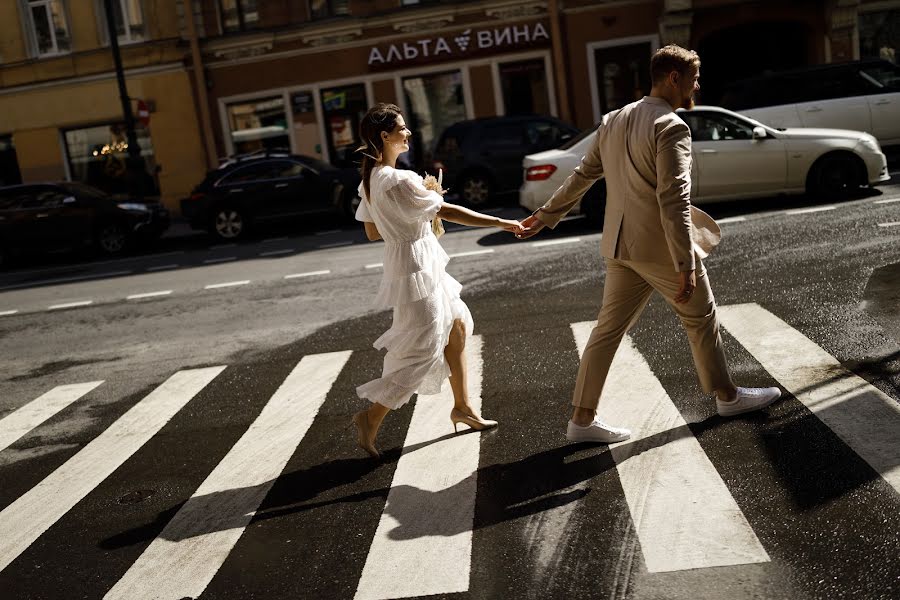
0, 302, 898, 599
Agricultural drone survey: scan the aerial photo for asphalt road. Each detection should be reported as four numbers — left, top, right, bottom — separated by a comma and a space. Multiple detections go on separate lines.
1, 181, 899, 600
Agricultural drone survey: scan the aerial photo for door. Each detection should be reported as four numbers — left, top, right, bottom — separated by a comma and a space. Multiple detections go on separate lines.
681, 111, 786, 199
267, 160, 329, 215
215, 161, 282, 221
794, 68, 872, 134
860, 61, 900, 143
479, 121, 527, 193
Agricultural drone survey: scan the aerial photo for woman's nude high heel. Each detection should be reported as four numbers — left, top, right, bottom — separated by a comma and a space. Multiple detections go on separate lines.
450, 408, 498, 433
352, 411, 380, 458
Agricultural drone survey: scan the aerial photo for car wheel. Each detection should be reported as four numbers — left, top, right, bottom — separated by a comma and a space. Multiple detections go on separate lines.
460, 173, 492, 206
96, 222, 129, 255
210, 206, 247, 240
808, 153, 864, 199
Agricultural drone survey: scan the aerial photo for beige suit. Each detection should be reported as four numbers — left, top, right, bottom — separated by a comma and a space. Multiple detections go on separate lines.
535, 96, 732, 409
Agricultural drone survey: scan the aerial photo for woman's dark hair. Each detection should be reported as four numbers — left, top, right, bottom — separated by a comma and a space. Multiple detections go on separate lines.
356, 103, 402, 199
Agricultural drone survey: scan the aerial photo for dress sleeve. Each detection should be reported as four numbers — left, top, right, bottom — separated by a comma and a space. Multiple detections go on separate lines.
384, 171, 443, 223
354, 182, 373, 223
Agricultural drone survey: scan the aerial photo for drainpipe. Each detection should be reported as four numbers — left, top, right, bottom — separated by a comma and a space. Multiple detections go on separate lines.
184, 1, 218, 169
548, 0, 571, 123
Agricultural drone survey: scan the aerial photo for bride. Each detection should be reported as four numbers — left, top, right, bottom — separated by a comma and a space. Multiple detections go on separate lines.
352, 103, 523, 458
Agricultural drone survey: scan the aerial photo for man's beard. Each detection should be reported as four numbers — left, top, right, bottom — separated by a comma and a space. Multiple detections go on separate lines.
681, 95, 695, 110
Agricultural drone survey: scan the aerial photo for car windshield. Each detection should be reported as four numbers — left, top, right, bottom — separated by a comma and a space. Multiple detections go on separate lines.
558, 122, 600, 150
58, 182, 108, 200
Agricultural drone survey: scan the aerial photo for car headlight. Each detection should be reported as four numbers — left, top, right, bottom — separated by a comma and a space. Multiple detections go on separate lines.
117, 203, 150, 212
858, 137, 881, 153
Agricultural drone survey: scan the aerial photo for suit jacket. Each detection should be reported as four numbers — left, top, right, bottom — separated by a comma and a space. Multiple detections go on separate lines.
535, 96, 701, 272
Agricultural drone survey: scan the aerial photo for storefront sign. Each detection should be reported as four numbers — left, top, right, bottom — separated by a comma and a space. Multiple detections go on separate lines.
367, 22, 550, 66
291, 91, 314, 114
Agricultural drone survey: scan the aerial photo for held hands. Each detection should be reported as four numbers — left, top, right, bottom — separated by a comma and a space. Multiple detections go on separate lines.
496, 218, 525, 236
674, 270, 696, 304
516, 214, 546, 239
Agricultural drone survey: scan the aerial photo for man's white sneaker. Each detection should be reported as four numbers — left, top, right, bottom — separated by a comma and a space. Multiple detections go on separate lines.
716, 386, 782, 417
566, 418, 631, 443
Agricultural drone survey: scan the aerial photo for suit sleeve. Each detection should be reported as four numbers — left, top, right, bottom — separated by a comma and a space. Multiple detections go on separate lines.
655, 120, 695, 272
533, 124, 605, 229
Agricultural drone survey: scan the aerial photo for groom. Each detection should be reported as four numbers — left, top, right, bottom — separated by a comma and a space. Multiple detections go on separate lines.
517, 45, 782, 443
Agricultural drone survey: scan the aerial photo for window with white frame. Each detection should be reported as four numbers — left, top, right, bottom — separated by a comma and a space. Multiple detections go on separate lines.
23, 0, 71, 56
98, 0, 145, 44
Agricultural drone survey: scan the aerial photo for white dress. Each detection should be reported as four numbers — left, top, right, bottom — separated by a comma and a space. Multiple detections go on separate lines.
355, 165, 474, 410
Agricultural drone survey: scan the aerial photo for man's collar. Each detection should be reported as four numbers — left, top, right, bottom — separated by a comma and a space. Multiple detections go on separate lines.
642, 96, 672, 107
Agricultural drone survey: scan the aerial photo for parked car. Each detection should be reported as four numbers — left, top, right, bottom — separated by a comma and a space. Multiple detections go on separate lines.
720, 59, 900, 147
519, 105, 890, 222
180, 150, 362, 241
430, 115, 579, 205
0, 181, 169, 267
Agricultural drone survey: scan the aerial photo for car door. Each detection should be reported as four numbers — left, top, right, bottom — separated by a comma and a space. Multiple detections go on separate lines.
266, 160, 329, 216
794, 67, 873, 135
215, 162, 281, 221
681, 111, 787, 200
480, 122, 528, 193
21, 186, 78, 250
860, 61, 900, 144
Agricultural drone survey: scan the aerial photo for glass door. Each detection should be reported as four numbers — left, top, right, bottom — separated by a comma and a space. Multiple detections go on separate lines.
402, 70, 467, 170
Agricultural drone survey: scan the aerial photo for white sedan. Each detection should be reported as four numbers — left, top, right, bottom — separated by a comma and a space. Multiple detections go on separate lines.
519, 105, 891, 222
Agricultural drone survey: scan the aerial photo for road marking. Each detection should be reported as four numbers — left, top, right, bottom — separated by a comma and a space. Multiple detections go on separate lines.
48, 300, 93, 311
0, 310, 18, 317
0, 381, 104, 454
259, 249, 294, 257
204, 280, 250, 290
284, 270, 330, 279
873, 198, 900, 205
785, 206, 836, 215
106, 353, 351, 600
203, 257, 237, 264
570, 323, 769, 573
126, 290, 173, 300
365, 263, 383, 270
877, 221, 900, 228
209, 243, 237, 250
147, 264, 179, 272
319, 241, 353, 249
0, 367, 225, 574
355, 337, 484, 600
719, 304, 900, 497
716, 216, 747, 224
0, 271, 133, 292
315, 229, 343, 236
448, 249, 495, 258
532, 237, 582, 248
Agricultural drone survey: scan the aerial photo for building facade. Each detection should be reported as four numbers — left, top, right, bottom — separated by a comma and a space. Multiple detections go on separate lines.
0, 0, 897, 213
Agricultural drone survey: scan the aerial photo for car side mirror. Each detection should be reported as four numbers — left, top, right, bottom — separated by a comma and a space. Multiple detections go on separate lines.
62, 195, 77, 204
752, 126, 767, 140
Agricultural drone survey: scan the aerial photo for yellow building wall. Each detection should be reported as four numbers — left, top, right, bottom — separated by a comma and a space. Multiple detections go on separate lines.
0, 1, 28, 63
0, 69, 206, 213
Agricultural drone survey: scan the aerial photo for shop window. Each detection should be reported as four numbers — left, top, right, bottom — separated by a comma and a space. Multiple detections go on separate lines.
63, 123, 159, 197
0, 135, 23, 187
97, 0, 144, 44
219, 0, 259, 32
403, 71, 467, 170
227, 96, 289, 155
309, 0, 348, 20
320, 84, 367, 167
499, 59, 550, 116
291, 90, 324, 159
22, 0, 71, 56
860, 10, 899, 64
592, 41, 653, 115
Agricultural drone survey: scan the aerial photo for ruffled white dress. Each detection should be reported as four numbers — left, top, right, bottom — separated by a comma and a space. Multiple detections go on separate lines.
355, 165, 474, 409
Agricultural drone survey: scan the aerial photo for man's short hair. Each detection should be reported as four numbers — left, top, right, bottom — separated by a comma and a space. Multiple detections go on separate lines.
650, 45, 701, 84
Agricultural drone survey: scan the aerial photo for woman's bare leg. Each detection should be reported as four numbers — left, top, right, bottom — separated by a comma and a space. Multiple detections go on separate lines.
354, 402, 390, 458
444, 319, 473, 413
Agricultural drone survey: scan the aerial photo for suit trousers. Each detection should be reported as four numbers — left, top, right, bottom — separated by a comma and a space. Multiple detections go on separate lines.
572, 258, 733, 410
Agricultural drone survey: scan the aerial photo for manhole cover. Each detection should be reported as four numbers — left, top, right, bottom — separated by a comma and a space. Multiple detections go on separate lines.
117, 489, 156, 505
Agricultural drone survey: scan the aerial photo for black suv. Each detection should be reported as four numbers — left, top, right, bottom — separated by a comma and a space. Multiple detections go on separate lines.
0, 182, 169, 267
431, 116, 578, 205
180, 150, 362, 241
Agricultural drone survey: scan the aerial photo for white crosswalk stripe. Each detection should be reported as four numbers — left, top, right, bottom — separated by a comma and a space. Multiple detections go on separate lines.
0, 381, 103, 453
0, 306, 898, 595
719, 303, 900, 496
0, 367, 225, 573
355, 336, 484, 600
105, 351, 351, 600
571, 323, 769, 572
